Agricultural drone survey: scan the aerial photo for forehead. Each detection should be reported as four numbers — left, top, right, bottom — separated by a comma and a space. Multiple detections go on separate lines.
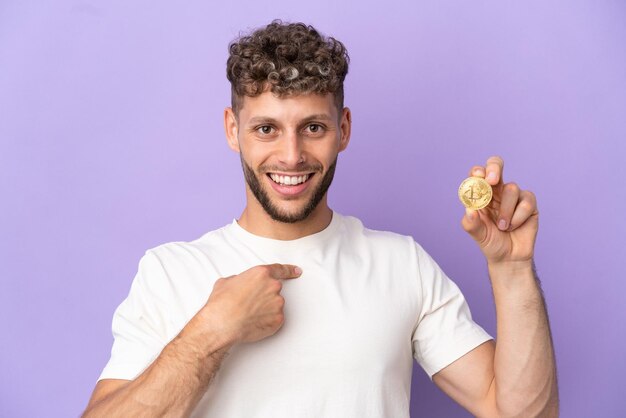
238, 92, 338, 123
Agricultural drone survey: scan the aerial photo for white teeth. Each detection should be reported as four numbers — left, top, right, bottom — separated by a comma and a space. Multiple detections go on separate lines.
269, 173, 310, 185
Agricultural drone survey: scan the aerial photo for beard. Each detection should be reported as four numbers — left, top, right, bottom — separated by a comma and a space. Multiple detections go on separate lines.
240, 154, 338, 224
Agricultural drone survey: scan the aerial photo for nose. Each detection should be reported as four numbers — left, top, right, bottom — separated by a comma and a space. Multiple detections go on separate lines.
277, 130, 305, 167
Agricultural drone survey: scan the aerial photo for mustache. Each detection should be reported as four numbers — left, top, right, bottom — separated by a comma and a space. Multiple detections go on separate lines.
260, 164, 323, 174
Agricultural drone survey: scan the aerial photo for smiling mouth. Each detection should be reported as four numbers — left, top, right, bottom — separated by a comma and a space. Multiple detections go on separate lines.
267, 173, 314, 186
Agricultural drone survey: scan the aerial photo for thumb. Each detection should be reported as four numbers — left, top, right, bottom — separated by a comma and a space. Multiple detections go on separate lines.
461, 208, 487, 244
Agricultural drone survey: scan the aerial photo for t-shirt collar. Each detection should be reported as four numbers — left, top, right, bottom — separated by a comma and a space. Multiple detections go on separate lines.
228, 210, 342, 252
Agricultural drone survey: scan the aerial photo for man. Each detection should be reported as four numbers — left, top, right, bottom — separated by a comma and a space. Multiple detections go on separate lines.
83, 20, 558, 417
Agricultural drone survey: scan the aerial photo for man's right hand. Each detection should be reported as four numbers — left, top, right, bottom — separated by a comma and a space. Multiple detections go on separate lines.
82, 264, 301, 417
200, 264, 302, 344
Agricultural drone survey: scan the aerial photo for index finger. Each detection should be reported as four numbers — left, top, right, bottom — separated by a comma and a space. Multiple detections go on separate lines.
266, 263, 302, 280
485, 156, 504, 186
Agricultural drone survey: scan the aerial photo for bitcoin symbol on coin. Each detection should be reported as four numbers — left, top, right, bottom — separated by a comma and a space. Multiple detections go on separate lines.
458, 177, 493, 210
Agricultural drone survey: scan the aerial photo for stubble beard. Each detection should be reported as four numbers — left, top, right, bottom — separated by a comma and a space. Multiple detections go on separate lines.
240, 155, 338, 224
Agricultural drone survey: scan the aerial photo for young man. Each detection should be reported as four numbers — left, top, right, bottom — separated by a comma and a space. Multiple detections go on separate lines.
83, 20, 558, 417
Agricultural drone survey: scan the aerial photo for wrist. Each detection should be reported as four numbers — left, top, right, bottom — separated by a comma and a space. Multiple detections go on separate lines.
180, 306, 239, 356
487, 259, 535, 277
487, 260, 538, 294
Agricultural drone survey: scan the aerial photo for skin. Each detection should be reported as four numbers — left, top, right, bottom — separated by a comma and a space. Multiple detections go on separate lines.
224, 91, 352, 239
83, 92, 558, 417
433, 157, 559, 417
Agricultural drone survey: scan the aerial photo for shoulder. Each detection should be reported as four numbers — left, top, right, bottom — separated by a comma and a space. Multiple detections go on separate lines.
144, 223, 232, 265
338, 213, 420, 257
340, 213, 414, 242
338, 213, 444, 275
131, 223, 234, 293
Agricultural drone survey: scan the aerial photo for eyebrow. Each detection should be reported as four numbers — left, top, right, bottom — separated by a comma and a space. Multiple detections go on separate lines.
247, 114, 333, 125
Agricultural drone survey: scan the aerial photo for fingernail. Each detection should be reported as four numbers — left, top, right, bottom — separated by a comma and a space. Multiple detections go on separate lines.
487, 172, 497, 182
294, 267, 302, 275
498, 219, 507, 230
465, 208, 475, 220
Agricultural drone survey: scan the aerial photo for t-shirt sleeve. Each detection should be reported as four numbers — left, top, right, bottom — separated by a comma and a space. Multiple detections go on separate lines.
98, 250, 170, 382
411, 242, 493, 380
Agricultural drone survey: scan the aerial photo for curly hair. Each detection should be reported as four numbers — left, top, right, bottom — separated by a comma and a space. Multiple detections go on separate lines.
226, 20, 350, 117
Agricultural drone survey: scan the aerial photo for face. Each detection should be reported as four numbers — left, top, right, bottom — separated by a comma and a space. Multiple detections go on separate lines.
224, 91, 351, 223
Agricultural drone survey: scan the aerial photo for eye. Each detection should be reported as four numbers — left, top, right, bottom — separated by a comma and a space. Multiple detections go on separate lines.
256, 125, 275, 135
306, 123, 325, 134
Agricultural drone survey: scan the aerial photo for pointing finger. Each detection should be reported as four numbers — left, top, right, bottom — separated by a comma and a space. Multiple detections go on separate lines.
468, 165, 486, 178
267, 263, 302, 280
485, 156, 504, 186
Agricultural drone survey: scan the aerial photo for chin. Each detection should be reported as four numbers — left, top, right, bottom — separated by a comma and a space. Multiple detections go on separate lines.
263, 200, 319, 224
241, 155, 336, 224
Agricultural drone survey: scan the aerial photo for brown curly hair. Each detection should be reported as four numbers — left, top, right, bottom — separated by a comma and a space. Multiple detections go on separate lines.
226, 20, 350, 117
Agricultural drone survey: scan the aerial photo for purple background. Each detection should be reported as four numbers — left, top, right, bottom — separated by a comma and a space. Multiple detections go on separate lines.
1, 1, 625, 417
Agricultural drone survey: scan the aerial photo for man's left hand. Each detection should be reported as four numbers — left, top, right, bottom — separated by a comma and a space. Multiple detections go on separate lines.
461, 156, 539, 267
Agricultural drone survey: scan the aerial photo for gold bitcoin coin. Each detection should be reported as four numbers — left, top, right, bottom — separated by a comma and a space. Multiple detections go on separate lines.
458, 177, 493, 210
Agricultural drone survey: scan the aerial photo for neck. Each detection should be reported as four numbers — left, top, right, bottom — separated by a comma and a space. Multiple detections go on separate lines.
237, 197, 333, 241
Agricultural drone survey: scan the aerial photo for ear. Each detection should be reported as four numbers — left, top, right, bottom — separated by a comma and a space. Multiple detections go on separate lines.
338, 107, 352, 152
224, 107, 240, 153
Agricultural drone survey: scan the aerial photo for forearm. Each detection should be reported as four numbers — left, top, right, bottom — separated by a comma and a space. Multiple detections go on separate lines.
488, 261, 559, 417
83, 310, 235, 418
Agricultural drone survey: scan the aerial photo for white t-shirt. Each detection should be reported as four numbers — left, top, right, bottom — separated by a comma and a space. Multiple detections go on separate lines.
99, 212, 493, 417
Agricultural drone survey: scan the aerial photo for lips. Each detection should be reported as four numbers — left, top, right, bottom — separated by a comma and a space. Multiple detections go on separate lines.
268, 173, 311, 186
266, 172, 315, 196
